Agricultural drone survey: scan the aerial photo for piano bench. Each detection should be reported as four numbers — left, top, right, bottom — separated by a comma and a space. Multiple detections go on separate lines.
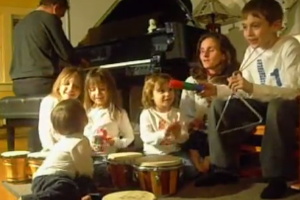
0, 96, 44, 151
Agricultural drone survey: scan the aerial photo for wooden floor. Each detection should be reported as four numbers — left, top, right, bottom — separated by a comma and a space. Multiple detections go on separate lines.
0, 128, 29, 200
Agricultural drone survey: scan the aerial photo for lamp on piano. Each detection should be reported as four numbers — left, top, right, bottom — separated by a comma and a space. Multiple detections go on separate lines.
193, 0, 239, 33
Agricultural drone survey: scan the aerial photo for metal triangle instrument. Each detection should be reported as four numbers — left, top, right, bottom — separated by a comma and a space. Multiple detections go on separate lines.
216, 93, 263, 134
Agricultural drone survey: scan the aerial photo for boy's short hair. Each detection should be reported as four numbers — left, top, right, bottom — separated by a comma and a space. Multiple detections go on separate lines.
242, 0, 283, 24
39, 0, 69, 9
51, 99, 88, 135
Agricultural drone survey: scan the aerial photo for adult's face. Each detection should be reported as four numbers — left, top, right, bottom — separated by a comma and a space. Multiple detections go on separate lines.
199, 37, 225, 72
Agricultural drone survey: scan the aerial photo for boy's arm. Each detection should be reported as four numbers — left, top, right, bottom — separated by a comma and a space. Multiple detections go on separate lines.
72, 137, 94, 178
248, 40, 300, 101
140, 110, 166, 145
216, 47, 254, 98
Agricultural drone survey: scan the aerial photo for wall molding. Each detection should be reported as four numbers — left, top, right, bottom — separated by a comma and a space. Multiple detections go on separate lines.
0, 83, 12, 92
0, 6, 32, 84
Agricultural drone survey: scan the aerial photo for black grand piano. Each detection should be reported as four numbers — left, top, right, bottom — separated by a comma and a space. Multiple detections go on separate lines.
76, 0, 207, 116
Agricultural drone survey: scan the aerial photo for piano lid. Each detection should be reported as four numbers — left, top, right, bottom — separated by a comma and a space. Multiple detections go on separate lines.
96, 0, 193, 26
79, 0, 194, 46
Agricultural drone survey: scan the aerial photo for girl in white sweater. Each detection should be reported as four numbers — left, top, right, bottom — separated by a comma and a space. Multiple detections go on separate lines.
140, 73, 197, 180
83, 68, 134, 186
38, 67, 84, 151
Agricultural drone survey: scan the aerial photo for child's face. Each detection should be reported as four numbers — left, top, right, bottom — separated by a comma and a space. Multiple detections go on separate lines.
59, 75, 81, 100
242, 14, 280, 49
88, 83, 109, 108
200, 37, 224, 71
152, 82, 175, 112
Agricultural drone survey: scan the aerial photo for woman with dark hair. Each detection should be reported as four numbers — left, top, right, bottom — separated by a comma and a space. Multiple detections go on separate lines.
180, 32, 239, 174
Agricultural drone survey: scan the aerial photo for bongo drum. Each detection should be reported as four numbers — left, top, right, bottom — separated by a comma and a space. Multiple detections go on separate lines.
102, 190, 156, 200
27, 151, 49, 178
107, 152, 143, 189
1, 151, 29, 182
133, 155, 183, 197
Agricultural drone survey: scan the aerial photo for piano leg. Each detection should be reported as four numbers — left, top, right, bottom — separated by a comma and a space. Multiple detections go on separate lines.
6, 126, 15, 151
28, 127, 41, 152
4, 119, 40, 151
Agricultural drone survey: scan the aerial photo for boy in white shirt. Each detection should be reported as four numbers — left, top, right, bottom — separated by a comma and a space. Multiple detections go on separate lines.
21, 99, 100, 200
194, 0, 300, 199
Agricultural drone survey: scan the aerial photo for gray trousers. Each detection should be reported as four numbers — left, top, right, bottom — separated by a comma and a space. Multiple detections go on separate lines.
208, 98, 298, 179
13, 77, 55, 96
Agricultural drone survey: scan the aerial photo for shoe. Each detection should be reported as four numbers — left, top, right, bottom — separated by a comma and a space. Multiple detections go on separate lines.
260, 179, 287, 199
194, 171, 238, 187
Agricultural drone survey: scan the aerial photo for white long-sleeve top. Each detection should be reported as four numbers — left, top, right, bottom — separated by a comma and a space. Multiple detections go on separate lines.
38, 95, 61, 150
216, 36, 300, 101
84, 108, 134, 153
139, 107, 189, 155
179, 76, 210, 124
33, 133, 94, 179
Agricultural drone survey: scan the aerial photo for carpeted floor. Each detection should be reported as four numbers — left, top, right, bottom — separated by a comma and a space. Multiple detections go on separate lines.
161, 179, 300, 200
3, 179, 300, 200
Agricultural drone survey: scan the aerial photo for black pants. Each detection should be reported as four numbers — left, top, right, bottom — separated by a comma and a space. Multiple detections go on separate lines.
13, 77, 55, 96
184, 131, 209, 157
21, 175, 99, 200
208, 98, 298, 179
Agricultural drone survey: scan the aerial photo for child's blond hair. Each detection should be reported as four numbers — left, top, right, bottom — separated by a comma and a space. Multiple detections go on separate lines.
142, 73, 175, 109
51, 67, 84, 100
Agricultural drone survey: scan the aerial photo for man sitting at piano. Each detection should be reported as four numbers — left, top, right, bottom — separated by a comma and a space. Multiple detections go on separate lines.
10, 0, 87, 97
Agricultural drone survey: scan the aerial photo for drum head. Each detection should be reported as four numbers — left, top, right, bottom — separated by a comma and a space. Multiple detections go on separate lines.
103, 190, 156, 200
1, 151, 29, 158
134, 155, 182, 167
108, 152, 143, 161
27, 151, 49, 159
